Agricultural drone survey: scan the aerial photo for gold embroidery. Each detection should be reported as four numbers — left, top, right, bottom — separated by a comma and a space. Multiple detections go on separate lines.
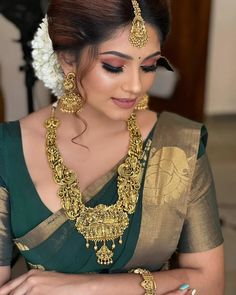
27, 262, 45, 270
144, 147, 190, 205
15, 242, 29, 251
124, 112, 203, 271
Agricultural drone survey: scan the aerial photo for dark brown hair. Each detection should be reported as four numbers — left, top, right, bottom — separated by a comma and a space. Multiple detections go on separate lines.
47, 0, 170, 143
48, 0, 171, 68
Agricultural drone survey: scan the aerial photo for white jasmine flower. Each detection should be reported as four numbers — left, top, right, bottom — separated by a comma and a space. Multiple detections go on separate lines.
31, 16, 64, 97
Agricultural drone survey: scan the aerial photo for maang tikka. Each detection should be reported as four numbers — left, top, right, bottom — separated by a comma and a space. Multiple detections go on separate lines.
59, 72, 83, 113
129, 0, 149, 48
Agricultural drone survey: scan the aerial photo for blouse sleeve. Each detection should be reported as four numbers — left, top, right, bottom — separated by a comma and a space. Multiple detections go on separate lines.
0, 186, 13, 266
0, 124, 13, 266
177, 132, 224, 253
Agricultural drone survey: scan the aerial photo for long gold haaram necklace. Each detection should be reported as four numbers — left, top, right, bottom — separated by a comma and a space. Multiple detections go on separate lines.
44, 106, 143, 265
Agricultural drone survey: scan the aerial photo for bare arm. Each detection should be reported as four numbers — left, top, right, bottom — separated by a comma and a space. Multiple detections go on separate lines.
0, 266, 11, 288
90, 245, 224, 295
177, 245, 225, 294
158, 245, 224, 294
0, 245, 224, 295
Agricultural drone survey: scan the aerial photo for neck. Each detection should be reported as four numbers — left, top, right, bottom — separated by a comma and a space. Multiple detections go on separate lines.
54, 104, 128, 141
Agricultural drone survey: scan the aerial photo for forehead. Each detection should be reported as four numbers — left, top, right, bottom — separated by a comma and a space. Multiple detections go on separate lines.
98, 24, 161, 57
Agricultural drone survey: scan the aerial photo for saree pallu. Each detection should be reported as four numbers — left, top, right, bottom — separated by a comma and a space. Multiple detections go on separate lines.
0, 112, 223, 272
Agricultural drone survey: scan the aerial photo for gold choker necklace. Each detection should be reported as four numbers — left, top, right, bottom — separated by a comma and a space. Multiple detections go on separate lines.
44, 107, 143, 265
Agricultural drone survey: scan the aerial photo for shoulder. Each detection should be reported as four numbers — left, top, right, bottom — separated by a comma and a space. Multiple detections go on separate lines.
20, 105, 52, 139
136, 110, 203, 132
152, 111, 207, 158
158, 111, 203, 131
0, 120, 20, 132
0, 121, 21, 187
0, 121, 21, 148
0, 105, 51, 139
155, 111, 205, 142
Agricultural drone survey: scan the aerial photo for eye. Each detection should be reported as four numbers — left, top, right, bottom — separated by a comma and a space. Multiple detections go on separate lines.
102, 62, 124, 74
141, 62, 158, 73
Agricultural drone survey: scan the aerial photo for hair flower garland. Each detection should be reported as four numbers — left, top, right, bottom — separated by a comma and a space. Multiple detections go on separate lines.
31, 16, 64, 97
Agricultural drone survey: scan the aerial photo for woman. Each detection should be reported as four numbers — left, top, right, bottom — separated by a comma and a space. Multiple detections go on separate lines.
0, 0, 224, 294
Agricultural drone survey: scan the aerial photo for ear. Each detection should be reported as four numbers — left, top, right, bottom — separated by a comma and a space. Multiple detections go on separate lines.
57, 52, 77, 75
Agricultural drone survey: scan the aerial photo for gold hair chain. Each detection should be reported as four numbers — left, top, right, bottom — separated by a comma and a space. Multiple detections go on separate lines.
44, 107, 143, 265
130, 0, 149, 48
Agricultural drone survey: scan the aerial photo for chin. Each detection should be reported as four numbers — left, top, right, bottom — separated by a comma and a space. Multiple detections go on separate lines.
106, 109, 135, 121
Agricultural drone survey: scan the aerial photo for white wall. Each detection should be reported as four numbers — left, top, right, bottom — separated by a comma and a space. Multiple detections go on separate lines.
205, 0, 236, 115
0, 15, 49, 121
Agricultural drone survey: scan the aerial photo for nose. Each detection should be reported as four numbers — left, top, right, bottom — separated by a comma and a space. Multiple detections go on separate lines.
121, 69, 142, 96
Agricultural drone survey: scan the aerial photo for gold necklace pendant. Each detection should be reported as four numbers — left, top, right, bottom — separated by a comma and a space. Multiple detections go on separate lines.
45, 109, 143, 265
76, 204, 129, 265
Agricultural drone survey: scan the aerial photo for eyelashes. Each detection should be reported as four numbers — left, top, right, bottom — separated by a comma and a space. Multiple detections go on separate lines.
141, 64, 159, 73
102, 63, 123, 74
102, 62, 159, 74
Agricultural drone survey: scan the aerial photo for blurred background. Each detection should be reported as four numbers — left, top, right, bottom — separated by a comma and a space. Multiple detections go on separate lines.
0, 0, 235, 294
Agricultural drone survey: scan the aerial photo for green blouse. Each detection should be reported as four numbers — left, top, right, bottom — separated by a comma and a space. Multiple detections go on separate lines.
0, 112, 223, 273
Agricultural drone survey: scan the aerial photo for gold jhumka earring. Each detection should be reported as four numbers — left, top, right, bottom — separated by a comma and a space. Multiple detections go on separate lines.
129, 0, 149, 48
59, 72, 83, 113
135, 94, 149, 110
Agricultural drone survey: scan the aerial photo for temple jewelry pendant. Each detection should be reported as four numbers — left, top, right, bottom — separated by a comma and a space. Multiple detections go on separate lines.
96, 243, 114, 265
85, 238, 123, 265
76, 205, 129, 265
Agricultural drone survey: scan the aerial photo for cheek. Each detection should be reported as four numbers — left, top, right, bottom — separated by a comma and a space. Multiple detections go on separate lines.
143, 74, 157, 90
80, 68, 120, 96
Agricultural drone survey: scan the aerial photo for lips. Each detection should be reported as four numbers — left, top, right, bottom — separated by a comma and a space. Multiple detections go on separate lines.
112, 97, 137, 102
112, 97, 137, 109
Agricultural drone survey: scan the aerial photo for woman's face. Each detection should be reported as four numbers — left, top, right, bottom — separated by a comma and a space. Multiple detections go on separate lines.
68, 24, 161, 121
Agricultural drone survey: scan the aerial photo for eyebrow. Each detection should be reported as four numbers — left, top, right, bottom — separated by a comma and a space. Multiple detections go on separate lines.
99, 50, 161, 61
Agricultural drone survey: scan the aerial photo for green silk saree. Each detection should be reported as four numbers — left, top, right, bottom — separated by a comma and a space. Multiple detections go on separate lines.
0, 112, 223, 273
